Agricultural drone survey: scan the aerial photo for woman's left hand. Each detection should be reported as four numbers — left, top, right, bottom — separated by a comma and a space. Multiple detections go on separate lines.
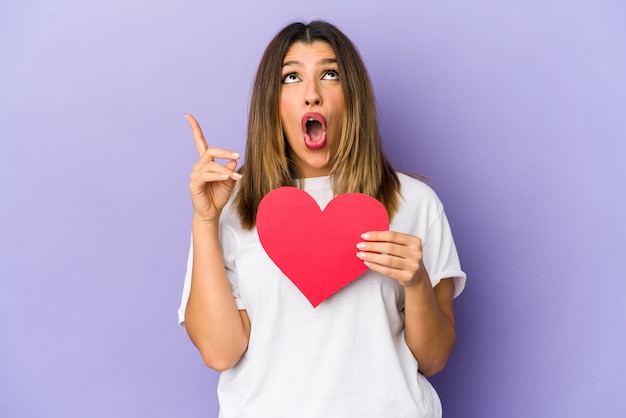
356, 231, 429, 287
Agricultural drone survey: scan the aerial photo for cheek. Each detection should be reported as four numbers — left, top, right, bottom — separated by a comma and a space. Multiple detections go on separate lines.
332, 95, 345, 127
279, 103, 297, 143
330, 90, 345, 118
279, 96, 295, 125
334, 91, 345, 109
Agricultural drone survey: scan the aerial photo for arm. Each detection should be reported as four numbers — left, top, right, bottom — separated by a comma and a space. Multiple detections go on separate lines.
183, 114, 251, 372
403, 277, 455, 376
185, 219, 251, 371
356, 231, 456, 376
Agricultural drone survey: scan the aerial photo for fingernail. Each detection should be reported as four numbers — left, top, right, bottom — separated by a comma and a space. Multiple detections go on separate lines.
231, 172, 242, 180
356, 242, 366, 250
232, 152, 240, 158
361, 233, 371, 239
356, 251, 366, 259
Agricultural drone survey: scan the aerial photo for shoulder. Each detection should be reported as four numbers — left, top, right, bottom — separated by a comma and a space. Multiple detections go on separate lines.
218, 192, 246, 239
391, 172, 446, 231
220, 196, 240, 226
396, 172, 443, 210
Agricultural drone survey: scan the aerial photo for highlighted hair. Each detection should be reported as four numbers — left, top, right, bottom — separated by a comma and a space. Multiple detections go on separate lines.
235, 21, 400, 229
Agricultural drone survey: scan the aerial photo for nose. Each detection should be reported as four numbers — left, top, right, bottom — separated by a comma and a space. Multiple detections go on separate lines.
304, 80, 322, 107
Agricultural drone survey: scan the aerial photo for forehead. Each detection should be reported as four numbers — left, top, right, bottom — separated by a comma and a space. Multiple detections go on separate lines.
282, 41, 336, 64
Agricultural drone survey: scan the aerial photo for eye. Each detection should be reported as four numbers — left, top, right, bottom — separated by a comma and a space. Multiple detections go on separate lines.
282, 72, 301, 84
322, 69, 340, 80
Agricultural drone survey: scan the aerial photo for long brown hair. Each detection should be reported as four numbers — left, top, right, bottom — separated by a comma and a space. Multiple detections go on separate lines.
235, 20, 400, 229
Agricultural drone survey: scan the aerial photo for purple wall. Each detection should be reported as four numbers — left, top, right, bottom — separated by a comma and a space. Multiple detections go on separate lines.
2, 1, 625, 417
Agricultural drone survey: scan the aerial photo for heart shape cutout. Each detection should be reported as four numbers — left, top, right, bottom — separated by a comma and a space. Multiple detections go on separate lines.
256, 187, 389, 307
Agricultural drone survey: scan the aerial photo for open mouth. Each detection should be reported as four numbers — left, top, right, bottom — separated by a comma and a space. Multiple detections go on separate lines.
301, 112, 327, 150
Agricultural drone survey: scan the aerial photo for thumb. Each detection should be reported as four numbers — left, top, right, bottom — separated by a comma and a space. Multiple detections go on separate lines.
225, 159, 238, 172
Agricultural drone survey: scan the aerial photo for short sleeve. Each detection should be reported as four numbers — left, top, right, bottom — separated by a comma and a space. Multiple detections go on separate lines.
422, 208, 466, 298
177, 236, 194, 328
220, 223, 245, 310
177, 222, 245, 329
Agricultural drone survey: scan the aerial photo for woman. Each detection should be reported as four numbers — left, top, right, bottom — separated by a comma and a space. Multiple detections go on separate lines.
178, 20, 466, 417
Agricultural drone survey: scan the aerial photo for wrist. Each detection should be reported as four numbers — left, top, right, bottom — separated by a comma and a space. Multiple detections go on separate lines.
192, 213, 220, 230
403, 270, 431, 290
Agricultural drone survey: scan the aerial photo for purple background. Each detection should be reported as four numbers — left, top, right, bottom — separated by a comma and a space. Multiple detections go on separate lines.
2, 1, 625, 417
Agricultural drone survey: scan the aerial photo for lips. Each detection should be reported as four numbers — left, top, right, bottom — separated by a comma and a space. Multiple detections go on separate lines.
301, 112, 327, 150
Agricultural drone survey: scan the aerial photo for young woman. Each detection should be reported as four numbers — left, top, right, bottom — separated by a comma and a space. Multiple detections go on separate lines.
178, 20, 466, 417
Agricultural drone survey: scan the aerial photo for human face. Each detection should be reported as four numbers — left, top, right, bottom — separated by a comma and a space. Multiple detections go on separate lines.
280, 41, 344, 178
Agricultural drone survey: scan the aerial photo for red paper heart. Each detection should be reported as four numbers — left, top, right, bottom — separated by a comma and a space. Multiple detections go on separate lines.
256, 187, 389, 307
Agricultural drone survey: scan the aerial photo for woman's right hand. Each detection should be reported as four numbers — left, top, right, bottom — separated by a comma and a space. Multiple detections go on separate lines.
186, 113, 241, 225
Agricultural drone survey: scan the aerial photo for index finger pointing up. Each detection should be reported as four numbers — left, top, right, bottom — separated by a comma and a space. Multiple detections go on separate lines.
185, 113, 208, 157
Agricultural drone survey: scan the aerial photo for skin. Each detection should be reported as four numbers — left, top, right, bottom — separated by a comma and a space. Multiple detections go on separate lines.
280, 41, 344, 177
356, 232, 456, 376
184, 113, 250, 371
184, 42, 456, 376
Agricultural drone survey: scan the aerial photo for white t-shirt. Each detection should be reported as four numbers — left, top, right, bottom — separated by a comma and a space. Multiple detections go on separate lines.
178, 173, 466, 418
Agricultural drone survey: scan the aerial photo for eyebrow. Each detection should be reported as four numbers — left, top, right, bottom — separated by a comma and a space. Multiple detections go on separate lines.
281, 57, 338, 68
